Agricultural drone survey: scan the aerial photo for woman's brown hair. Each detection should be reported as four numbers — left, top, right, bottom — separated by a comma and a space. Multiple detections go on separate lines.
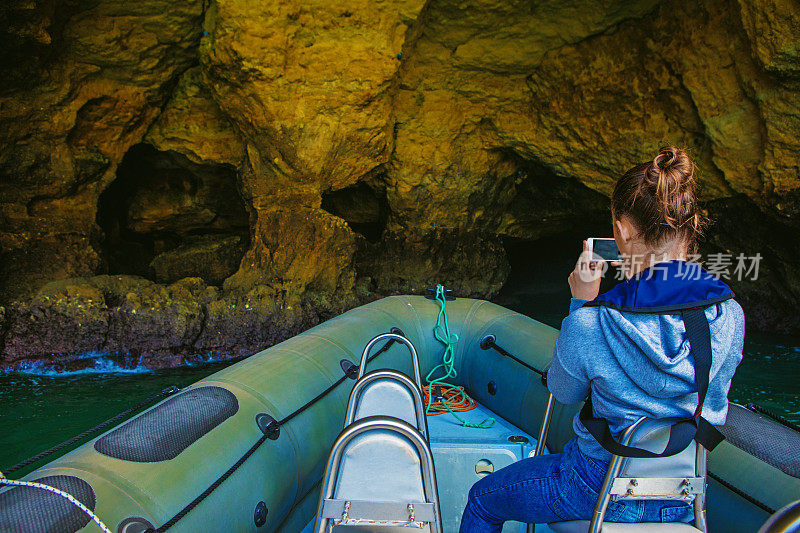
611, 146, 705, 251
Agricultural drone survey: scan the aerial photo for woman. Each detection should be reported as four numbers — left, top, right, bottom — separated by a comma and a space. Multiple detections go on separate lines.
460, 146, 745, 532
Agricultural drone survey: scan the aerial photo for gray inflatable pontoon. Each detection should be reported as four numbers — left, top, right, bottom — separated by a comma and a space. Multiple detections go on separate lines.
1, 296, 798, 532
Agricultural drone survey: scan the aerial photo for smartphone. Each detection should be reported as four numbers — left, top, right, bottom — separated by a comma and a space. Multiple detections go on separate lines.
587, 238, 620, 262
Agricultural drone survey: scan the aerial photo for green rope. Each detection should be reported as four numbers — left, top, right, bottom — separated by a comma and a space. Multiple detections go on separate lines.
425, 284, 494, 428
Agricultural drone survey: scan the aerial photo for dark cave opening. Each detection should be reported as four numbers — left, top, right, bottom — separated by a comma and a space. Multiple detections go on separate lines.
491, 148, 612, 236
321, 181, 389, 243
494, 228, 625, 328
490, 149, 618, 326
96, 143, 250, 286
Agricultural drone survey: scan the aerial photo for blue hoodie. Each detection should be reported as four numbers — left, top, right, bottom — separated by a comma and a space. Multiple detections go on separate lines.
547, 266, 746, 461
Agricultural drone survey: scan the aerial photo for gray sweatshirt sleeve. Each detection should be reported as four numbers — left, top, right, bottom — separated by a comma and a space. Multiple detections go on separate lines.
547, 298, 592, 405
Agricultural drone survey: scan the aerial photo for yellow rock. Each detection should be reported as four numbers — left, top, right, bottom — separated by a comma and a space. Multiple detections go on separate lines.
0, 0, 799, 343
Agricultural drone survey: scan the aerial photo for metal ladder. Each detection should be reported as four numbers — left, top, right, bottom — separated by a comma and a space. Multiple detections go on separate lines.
314, 333, 443, 532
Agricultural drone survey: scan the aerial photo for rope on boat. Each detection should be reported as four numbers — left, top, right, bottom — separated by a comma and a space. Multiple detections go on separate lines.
2, 385, 181, 476
152, 434, 270, 532
745, 403, 800, 434
479, 334, 547, 379
424, 383, 479, 416
0, 471, 113, 533
707, 470, 775, 515
423, 284, 494, 428
147, 331, 401, 532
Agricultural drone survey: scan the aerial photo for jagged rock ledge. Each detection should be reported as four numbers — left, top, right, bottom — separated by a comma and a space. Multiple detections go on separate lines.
0, 275, 367, 370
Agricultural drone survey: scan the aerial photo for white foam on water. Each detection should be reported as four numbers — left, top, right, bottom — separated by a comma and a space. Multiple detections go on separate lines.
2, 350, 229, 376
2, 352, 152, 376
183, 351, 226, 367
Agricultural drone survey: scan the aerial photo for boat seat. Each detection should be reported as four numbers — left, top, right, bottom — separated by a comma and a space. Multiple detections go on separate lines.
344, 331, 428, 435
345, 369, 428, 437
534, 394, 708, 533
314, 416, 442, 532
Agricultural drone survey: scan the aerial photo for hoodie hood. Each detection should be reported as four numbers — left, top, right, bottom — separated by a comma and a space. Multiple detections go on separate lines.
585, 260, 734, 313
585, 261, 736, 398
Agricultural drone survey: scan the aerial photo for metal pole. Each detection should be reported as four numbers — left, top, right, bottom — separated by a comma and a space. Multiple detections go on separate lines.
588, 417, 647, 533
358, 332, 422, 390
314, 416, 442, 533
694, 444, 708, 532
534, 394, 556, 457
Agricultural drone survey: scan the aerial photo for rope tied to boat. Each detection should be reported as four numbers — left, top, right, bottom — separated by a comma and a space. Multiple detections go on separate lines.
0, 470, 113, 533
424, 284, 494, 428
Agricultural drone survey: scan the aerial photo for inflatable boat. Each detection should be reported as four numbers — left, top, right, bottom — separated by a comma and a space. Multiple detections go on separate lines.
1, 295, 799, 532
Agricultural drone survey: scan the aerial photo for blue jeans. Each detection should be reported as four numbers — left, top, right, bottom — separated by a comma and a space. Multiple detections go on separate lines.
460, 438, 693, 532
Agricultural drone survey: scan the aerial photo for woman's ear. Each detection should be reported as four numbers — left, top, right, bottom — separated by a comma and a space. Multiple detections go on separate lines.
614, 218, 632, 244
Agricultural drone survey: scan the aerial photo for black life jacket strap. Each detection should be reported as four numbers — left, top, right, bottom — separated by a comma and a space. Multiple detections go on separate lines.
578, 306, 725, 458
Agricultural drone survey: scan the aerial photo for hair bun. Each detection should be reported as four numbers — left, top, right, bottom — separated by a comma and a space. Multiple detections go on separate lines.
652, 145, 691, 175
643, 146, 697, 230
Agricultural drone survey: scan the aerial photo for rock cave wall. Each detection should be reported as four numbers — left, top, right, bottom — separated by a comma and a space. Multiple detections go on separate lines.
1, 0, 799, 366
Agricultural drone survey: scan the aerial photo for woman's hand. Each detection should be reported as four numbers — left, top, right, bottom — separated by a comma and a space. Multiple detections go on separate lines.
568, 240, 603, 301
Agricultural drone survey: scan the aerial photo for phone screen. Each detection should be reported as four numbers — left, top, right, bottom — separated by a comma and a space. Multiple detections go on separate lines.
591, 238, 620, 261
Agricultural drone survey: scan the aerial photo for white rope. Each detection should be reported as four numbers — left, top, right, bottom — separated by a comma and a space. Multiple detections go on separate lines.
0, 473, 112, 533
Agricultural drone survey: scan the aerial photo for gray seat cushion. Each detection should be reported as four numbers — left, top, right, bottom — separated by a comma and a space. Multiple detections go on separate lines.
549, 521, 701, 532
